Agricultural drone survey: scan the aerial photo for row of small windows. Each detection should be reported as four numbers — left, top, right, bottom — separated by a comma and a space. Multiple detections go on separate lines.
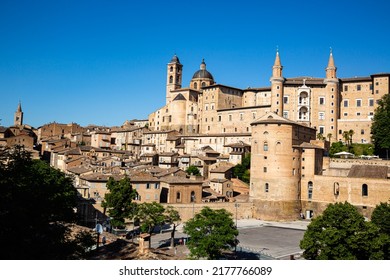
343, 99, 375, 107
344, 84, 374, 91
216, 113, 257, 122
306, 182, 368, 199
135, 183, 160, 190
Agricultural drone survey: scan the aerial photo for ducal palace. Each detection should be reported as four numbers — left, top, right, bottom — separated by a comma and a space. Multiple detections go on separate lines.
146, 51, 390, 220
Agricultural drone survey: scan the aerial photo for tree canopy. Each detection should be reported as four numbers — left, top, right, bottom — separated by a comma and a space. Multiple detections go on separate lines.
183, 207, 238, 259
300, 202, 389, 259
185, 165, 201, 176
371, 93, 390, 158
164, 206, 181, 247
233, 153, 250, 183
101, 176, 138, 228
0, 145, 92, 259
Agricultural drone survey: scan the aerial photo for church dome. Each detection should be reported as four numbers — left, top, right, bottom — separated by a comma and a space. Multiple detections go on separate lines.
192, 59, 214, 80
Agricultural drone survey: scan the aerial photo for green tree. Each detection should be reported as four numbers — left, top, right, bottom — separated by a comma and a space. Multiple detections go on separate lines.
316, 133, 325, 140
300, 202, 382, 260
371, 202, 390, 235
164, 206, 181, 247
101, 176, 138, 229
0, 145, 91, 259
233, 153, 251, 183
185, 165, 201, 176
136, 202, 166, 248
371, 94, 390, 158
329, 141, 347, 157
326, 133, 333, 143
183, 207, 238, 259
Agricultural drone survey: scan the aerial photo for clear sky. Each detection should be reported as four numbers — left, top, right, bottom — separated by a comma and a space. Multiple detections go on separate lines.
1, 0, 389, 128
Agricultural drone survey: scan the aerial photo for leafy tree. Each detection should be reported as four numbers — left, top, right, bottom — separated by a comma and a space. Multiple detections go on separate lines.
135, 202, 166, 248
326, 133, 332, 143
101, 176, 138, 229
371, 202, 390, 235
0, 145, 92, 259
233, 153, 251, 183
183, 207, 238, 259
164, 206, 181, 247
186, 165, 201, 176
329, 141, 347, 157
371, 94, 390, 158
316, 133, 325, 140
300, 202, 383, 260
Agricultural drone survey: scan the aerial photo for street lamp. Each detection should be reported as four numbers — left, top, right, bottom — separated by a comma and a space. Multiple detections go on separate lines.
234, 203, 240, 227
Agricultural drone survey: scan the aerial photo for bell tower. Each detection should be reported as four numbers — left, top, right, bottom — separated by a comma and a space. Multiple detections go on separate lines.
14, 101, 23, 127
324, 49, 339, 142
270, 50, 284, 116
166, 54, 183, 104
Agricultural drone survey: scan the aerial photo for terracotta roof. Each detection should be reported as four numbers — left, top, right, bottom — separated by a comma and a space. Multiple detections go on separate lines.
161, 176, 203, 184
348, 165, 389, 179
67, 165, 92, 175
210, 162, 235, 173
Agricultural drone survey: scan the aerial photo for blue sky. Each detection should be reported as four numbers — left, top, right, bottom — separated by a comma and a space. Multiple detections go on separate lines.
1, 0, 389, 128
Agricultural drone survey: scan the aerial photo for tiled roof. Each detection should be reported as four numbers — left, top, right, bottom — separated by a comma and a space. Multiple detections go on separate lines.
348, 165, 389, 179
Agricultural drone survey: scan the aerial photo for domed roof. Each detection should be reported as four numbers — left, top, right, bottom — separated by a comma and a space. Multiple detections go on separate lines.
170, 54, 181, 64
192, 59, 214, 80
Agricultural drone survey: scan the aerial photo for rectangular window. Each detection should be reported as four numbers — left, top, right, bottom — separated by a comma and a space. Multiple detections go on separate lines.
319, 126, 325, 134
357, 85, 361, 91
361, 129, 364, 135
369, 99, 374, 106
146, 183, 150, 189
283, 96, 289, 104
356, 99, 362, 107
263, 167, 267, 173
265, 183, 269, 193
283, 111, 289, 119
155, 183, 160, 189
344, 85, 348, 91
369, 84, 373, 90
344, 100, 349, 107
229, 115, 232, 121
240, 113, 243, 121
319, 97, 325, 105
218, 115, 221, 122
252, 113, 256, 119
319, 112, 325, 120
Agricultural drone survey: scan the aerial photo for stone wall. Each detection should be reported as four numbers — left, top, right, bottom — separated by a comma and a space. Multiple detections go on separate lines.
165, 202, 254, 222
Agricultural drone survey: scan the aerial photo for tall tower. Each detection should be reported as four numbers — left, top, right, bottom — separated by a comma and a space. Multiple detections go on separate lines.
14, 101, 23, 127
323, 49, 339, 142
270, 50, 284, 116
166, 54, 183, 104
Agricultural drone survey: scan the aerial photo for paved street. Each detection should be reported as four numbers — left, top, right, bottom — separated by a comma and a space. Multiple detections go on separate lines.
149, 219, 309, 259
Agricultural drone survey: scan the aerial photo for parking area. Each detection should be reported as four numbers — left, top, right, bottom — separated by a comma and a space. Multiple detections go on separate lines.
237, 226, 305, 259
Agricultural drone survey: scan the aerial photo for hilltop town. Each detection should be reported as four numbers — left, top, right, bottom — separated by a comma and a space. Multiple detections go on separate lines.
1, 51, 390, 225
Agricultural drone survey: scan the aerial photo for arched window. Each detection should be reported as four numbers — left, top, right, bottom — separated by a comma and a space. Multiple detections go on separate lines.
334, 182, 339, 195
362, 184, 368, 196
308, 181, 313, 199
201, 82, 206, 87
194, 82, 197, 89
263, 142, 269, 151
190, 191, 196, 202
276, 141, 282, 153
170, 66, 173, 72
265, 183, 269, 193
169, 76, 173, 83
176, 192, 181, 202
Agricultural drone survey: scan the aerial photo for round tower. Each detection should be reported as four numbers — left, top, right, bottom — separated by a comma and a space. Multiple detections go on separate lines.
166, 54, 183, 104
323, 49, 339, 142
250, 113, 304, 220
270, 50, 284, 116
